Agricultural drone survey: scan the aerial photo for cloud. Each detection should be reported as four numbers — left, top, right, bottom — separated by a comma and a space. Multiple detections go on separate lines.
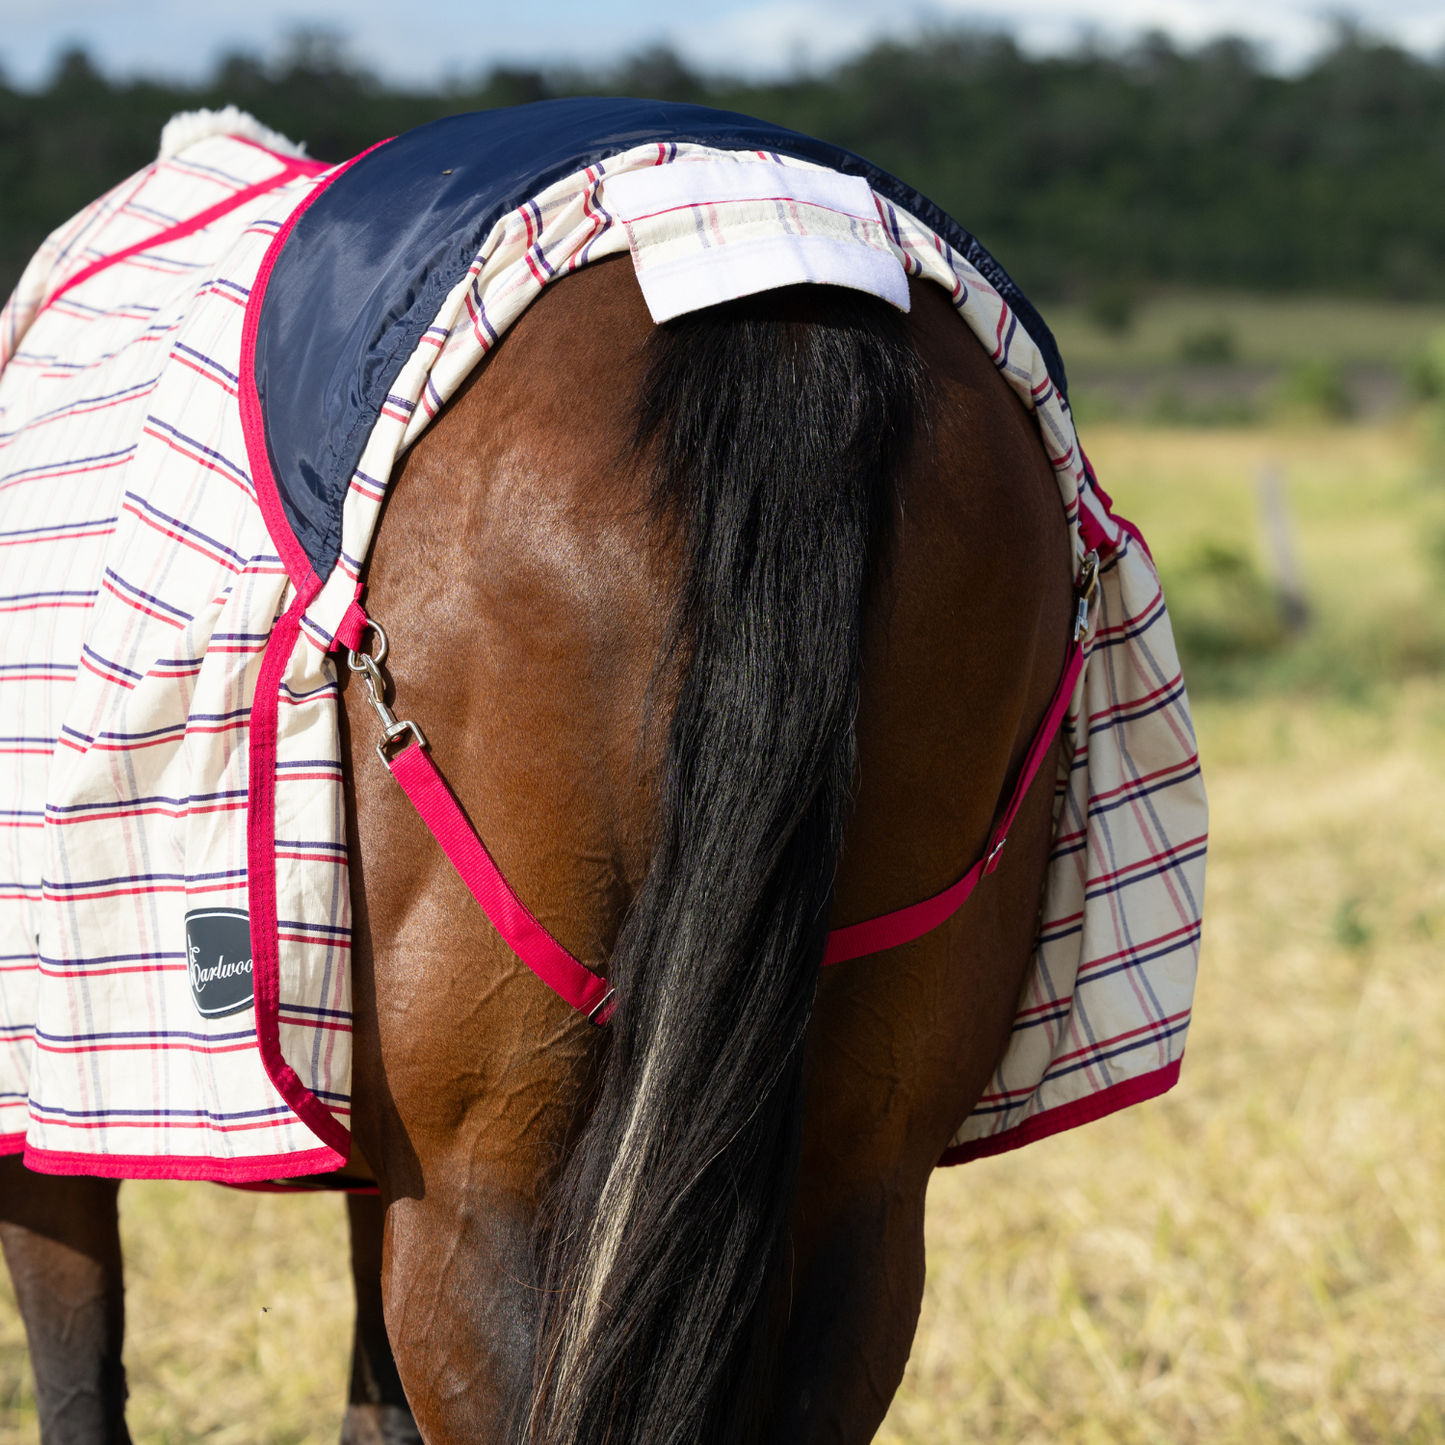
0, 0, 1438, 89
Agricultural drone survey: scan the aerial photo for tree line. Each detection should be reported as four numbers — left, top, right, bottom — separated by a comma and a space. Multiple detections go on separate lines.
2, 25, 1441, 306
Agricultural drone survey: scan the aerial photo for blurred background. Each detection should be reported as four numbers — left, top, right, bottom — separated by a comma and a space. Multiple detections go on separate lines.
5, 3, 1445, 1442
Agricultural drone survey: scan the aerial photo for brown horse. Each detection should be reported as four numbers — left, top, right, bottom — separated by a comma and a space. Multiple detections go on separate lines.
0, 254, 1069, 1442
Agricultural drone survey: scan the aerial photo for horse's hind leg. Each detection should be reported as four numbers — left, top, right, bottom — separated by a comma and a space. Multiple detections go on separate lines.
341, 1193, 421, 1445
0, 1156, 129, 1444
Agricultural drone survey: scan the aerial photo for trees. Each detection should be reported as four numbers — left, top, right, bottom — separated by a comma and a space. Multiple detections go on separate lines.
4, 26, 1443, 303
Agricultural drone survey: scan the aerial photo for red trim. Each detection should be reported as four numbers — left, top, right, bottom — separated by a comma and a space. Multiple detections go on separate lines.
38, 156, 319, 323
22, 1143, 344, 1183
937, 1057, 1182, 1166
221, 135, 330, 173
244, 588, 348, 1162
229, 141, 397, 1170
238, 137, 391, 591
388, 744, 611, 1016
0, 1130, 26, 1156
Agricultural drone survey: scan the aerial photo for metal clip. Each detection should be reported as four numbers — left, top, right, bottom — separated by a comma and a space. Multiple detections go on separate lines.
1073, 549, 1100, 642
587, 987, 617, 1028
346, 621, 428, 766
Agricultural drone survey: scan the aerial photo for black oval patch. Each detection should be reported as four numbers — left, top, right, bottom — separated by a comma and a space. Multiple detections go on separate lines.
185, 908, 254, 1018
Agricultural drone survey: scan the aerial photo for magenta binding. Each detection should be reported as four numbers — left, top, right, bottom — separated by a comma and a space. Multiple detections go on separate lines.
939, 1058, 1183, 1166
237, 149, 1163, 1177
236, 147, 395, 1173
22, 1142, 346, 1184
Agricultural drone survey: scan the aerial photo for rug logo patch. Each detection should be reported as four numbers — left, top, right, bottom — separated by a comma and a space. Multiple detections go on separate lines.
185, 909, 254, 1018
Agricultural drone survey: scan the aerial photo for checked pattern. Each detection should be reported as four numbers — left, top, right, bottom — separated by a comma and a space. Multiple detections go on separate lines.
0, 121, 1204, 1179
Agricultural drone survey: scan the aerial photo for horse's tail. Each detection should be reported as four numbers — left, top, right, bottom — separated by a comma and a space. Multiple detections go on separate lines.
530, 284, 925, 1445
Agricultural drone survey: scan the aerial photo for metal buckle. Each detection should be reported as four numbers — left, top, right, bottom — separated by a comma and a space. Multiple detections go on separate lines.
1073, 549, 1100, 642
586, 987, 616, 1028
346, 621, 429, 766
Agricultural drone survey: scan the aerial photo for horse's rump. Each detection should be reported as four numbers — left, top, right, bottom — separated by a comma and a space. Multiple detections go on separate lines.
0, 100, 1204, 1187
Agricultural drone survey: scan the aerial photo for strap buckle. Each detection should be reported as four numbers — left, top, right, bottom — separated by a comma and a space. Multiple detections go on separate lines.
346, 622, 429, 765
1073, 549, 1100, 642
587, 987, 616, 1028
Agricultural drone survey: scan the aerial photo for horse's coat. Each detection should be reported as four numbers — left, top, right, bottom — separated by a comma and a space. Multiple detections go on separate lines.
0, 100, 1206, 1183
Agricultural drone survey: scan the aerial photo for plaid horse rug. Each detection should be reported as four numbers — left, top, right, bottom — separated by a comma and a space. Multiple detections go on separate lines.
0, 100, 1206, 1182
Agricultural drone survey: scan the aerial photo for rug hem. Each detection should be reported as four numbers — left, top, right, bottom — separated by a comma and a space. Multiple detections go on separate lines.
938, 1056, 1182, 1167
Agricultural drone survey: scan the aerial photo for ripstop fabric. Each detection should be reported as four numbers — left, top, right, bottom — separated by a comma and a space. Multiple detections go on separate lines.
0, 100, 1205, 1181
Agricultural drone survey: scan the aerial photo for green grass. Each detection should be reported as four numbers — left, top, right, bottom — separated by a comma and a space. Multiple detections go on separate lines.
1047, 293, 1445, 371
1081, 419, 1445, 696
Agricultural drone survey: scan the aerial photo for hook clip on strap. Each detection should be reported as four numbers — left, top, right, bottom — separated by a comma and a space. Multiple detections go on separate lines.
346, 621, 428, 765
1073, 549, 1100, 642
346, 616, 615, 1023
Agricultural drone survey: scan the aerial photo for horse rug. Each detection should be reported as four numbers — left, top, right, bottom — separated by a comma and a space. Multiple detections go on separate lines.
0, 99, 1207, 1182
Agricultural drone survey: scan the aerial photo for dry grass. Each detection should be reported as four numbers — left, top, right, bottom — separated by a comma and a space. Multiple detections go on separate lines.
0, 1185, 352, 1444
3, 423, 1444, 1441
879, 421, 1445, 1444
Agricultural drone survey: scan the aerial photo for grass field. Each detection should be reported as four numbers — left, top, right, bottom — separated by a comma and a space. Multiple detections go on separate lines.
2, 419, 1444, 1442
1047, 294, 1445, 371
880, 417, 1445, 1445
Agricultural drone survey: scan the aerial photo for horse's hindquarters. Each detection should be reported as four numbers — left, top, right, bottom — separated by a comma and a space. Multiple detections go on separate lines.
342, 260, 1072, 1444
776, 277, 1073, 1440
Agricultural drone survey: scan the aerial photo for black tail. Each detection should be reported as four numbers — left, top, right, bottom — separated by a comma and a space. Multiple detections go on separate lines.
530, 284, 924, 1445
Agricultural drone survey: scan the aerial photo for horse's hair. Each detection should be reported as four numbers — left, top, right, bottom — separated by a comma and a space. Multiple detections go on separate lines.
528, 282, 925, 1445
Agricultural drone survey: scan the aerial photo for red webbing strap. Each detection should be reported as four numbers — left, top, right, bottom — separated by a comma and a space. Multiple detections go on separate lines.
820, 638, 1085, 967
387, 744, 613, 1019
372, 614, 1085, 1016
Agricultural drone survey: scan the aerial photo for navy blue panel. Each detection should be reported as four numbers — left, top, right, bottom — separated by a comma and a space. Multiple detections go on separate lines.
255, 97, 1067, 581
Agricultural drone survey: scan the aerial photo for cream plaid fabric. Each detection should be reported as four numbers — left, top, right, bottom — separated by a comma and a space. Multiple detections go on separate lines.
0, 120, 1204, 1179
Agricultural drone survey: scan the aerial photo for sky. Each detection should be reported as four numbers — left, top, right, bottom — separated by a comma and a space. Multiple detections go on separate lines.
1, 0, 1441, 89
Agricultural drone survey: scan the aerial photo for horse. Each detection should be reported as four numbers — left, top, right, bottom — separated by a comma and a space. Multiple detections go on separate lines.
0, 252, 1067, 1444
0, 100, 1201, 1445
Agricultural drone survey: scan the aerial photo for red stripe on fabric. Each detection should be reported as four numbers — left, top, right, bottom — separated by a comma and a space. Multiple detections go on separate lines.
0, 601, 94, 614
277, 1014, 351, 1034
1048, 1008, 1191, 1071
22, 1143, 344, 1183
0, 453, 133, 492
38, 158, 318, 321
0, 1130, 25, 1156
822, 640, 1083, 967
245, 587, 347, 1162
35, 1037, 255, 1057
170, 351, 238, 396
938, 1057, 1182, 1167
222, 136, 330, 174
388, 744, 611, 1016
239, 139, 390, 591
140, 425, 253, 499
1085, 835, 1208, 894
1074, 918, 1201, 977
0, 527, 115, 547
